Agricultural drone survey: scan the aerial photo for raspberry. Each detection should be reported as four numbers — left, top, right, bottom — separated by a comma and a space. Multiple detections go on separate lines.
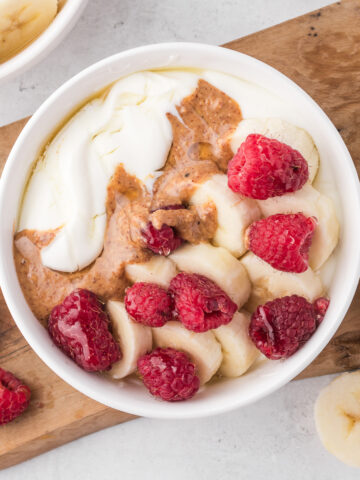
0, 368, 31, 425
247, 213, 317, 273
313, 297, 330, 323
227, 134, 309, 199
48, 289, 121, 372
125, 282, 173, 327
249, 295, 329, 360
142, 204, 184, 256
137, 347, 200, 401
142, 223, 183, 256
169, 273, 237, 332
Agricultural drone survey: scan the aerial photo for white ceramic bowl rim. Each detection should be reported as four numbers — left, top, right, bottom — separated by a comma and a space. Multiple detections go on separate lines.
0, 0, 87, 85
1, 43, 359, 419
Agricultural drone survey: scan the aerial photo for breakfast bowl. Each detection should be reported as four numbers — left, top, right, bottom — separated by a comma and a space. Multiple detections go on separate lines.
0, 0, 88, 85
0, 43, 359, 419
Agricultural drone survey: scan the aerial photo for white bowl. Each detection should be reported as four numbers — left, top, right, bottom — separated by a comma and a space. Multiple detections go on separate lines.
0, 0, 88, 85
0, 43, 359, 419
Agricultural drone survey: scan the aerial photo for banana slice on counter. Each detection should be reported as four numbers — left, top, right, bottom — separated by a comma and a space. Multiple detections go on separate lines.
214, 311, 259, 378
170, 243, 251, 308
0, 0, 58, 63
152, 321, 222, 384
315, 371, 360, 467
107, 301, 152, 379
125, 256, 177, 288
190, 174, 261, 257
258, 184, 339, 271
231, 118, 319, 183
241, 252, 323, 311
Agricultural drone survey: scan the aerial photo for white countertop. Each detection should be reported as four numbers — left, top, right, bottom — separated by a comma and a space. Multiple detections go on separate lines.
3, 0, 359, 478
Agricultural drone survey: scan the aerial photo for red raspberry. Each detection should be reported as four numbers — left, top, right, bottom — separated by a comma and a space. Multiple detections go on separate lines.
0, 368, 31, 425
249, 295, 329, 360
247, 213, 317, 273
48, 289, 121, 372
169, 273, 237, 332
227, 134, 309, 199
125, 282, 173, 327
142, 205, 184, 256
137, 347, 200, 401
142, 223, 183, 256
313, 297, 330, 323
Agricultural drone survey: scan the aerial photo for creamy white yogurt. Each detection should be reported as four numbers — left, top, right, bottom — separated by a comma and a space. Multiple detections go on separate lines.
18, 68, 339, 276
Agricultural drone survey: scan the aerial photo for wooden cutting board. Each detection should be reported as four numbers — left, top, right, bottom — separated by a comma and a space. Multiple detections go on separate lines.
1, 0, 359, 470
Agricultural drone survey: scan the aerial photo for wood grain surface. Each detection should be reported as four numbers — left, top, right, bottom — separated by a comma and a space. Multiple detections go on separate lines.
0, 0, 359, 470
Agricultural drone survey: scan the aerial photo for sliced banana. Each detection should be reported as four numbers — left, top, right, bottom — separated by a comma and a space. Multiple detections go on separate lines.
125, 256, 177, 288
258, 184, 339, 271
231, 118, 319, 183
241, 252, 323, 311
170, 242, 251, 308
0, 0, 58, 63
152, 321, 222, 384
190, 174, 261, 257
315, 371, 360, 467
106, 300, 152, 380
213, 311, 258, 378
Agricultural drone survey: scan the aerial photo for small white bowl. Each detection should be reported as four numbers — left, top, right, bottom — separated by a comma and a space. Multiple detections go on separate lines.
0, 43, 359, 419
0, 0, 88, 85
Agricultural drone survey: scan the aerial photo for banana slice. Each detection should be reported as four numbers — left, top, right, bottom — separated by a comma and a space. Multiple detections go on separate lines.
213, 311, 259, 377
125, 256, 177, 288
190, 174, 261, 257
258, 184, 339, 271
170, 242, 251, 308
231, 118, 319, 183
0, 0, 58, 63
241, 252, 323, 311
107, 300, 152, 379
152, 321, 222, 384
315, 371, 360, 467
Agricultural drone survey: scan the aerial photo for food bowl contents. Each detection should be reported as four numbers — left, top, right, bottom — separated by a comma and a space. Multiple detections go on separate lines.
14, 68, 339, 401
0, 367, 31, 424
0, 0, 61, 63
315, 371, 360, 467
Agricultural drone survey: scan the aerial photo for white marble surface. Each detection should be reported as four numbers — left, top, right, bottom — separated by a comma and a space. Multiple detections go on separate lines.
3, 0, 359, 478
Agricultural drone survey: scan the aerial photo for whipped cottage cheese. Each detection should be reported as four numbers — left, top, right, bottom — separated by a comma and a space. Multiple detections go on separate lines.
12, 65, 342, 397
